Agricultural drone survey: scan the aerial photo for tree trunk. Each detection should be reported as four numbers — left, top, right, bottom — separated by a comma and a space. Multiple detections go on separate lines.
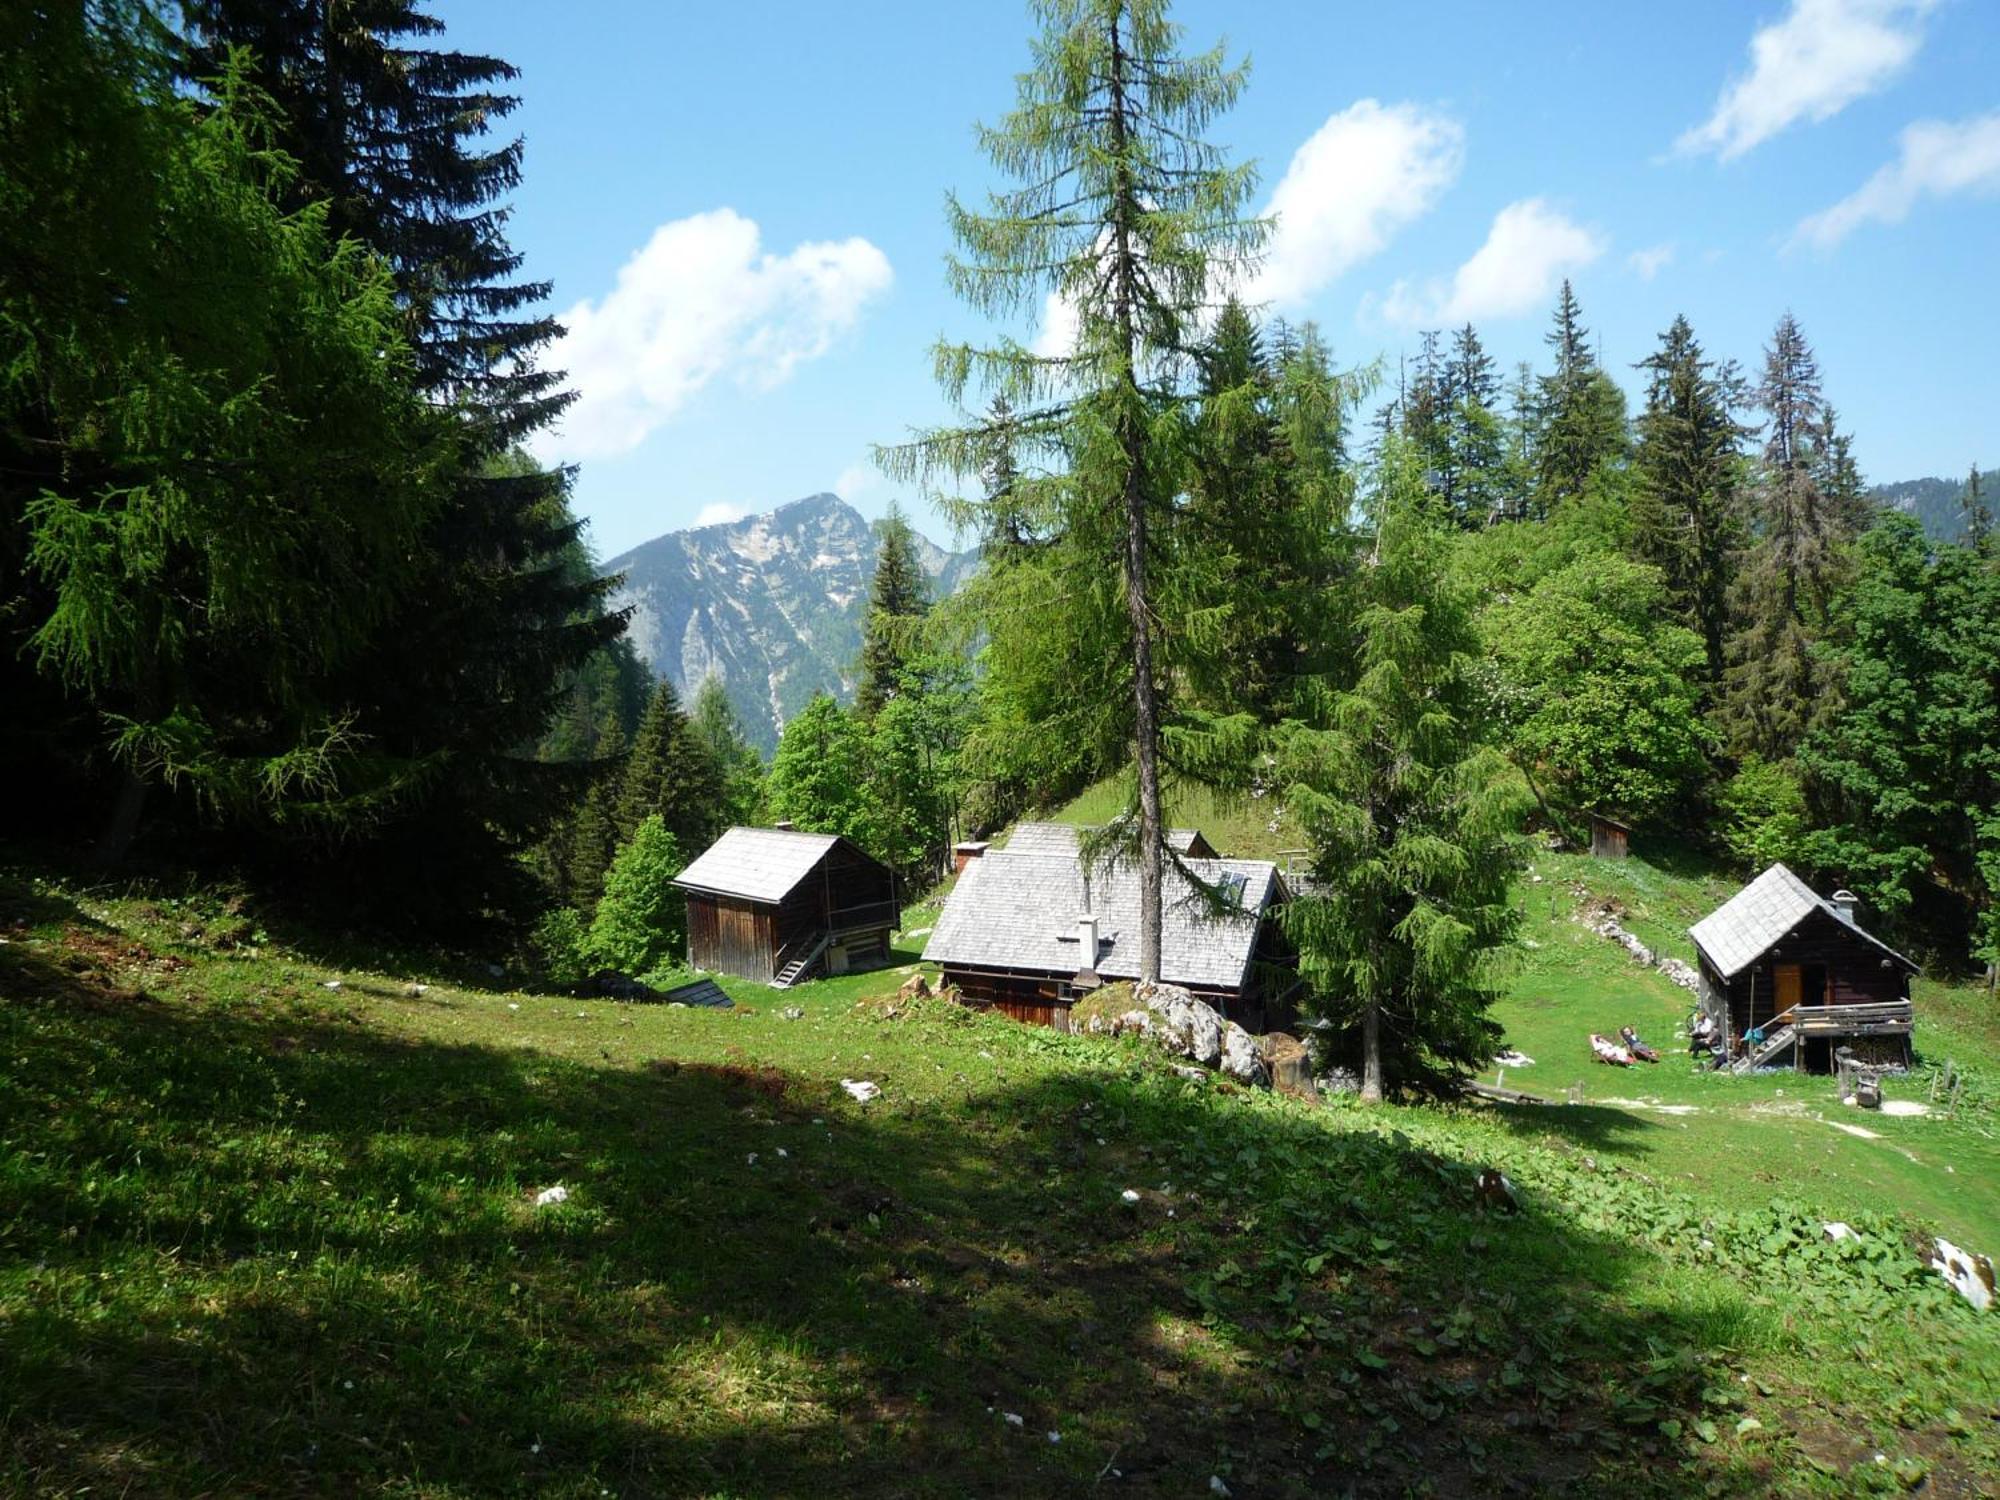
93, 767, 149, 869
1106, 9, 1163, 983
1359, 998, 1384, 1104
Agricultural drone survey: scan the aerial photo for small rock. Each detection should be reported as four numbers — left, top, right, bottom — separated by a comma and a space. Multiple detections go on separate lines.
1121, 1188, 1141, 1204
321, 980, 341, 992
1210, 1478, 1232, 1498
1003, 1412, 1024, 1428
533, 1185, 568, 1207
840, 1078, 881, 1104
781, 1006, 804, 1020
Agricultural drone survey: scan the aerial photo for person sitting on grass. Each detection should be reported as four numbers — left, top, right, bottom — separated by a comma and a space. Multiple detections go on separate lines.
1619, 1024, 1661, 1063
1688, 1012, 1717, 1056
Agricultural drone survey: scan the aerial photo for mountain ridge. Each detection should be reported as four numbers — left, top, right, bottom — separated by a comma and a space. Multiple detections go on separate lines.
601, 493, 978, 753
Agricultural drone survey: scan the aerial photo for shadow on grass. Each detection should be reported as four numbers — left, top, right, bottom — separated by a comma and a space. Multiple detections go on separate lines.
1, 933, 1779, 1498
1461, 1098, 1675, 1157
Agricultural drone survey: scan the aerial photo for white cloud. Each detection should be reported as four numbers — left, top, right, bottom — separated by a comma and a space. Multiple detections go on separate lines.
692, 502, 746, 528
1029, 288, 1081, 360
1792, 110, 2000, 248
536, 208, 892, 462
833, 462, 883, 501
1379, 199, 1605, 326
1627, 243, 1676, 280
1250, 100, 1465, 307
1676, 0, 1936, 162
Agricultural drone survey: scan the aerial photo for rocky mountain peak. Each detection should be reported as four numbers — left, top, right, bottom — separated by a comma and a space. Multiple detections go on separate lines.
602, 494, 977, 753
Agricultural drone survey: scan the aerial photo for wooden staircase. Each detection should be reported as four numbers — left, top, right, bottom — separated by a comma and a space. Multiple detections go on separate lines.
1733, 1022, 1798, 1072
772, 933, 831, 989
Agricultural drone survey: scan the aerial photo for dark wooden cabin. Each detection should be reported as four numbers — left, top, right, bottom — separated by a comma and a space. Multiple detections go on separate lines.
1688, 864, 1918, 1072
672, 827, 897, 987
922, 844, 1294, 1033
1589, 813, 1632, 860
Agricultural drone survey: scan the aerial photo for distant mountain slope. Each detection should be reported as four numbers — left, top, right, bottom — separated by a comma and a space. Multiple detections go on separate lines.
601, 494, 978, 754
1869, 472, 1985, 542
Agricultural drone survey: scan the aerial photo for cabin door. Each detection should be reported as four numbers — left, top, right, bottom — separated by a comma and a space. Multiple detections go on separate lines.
1772, 964, 1802, 1022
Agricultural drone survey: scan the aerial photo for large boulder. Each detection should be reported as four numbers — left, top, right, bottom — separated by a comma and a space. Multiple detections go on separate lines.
1258, 1032, 1317, 1099
1219, 1022, 1269, 1087
1136, 980, 1223, 1067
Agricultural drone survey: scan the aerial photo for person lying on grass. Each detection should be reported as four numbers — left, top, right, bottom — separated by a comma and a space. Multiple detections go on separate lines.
1619, 1025, 1661, 1063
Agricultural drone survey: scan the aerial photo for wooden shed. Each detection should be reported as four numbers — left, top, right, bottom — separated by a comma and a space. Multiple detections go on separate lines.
1589, 813, 1632, 860
1688, 864, 1918, 1072
672, 827, 897, 987
922, 844, 1294, 1033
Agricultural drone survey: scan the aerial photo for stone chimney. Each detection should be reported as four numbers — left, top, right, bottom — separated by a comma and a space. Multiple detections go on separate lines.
1831, 890, 1859, 926
952, 840, 991, 874
1073, 914, 1100, 987
773, 820, 795, 831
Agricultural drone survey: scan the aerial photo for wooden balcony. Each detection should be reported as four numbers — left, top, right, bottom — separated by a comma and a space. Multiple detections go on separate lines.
1790, 1000, 1913, 1037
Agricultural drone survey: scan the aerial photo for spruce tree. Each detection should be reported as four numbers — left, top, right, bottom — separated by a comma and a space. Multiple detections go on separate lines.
1630, 315, 1748, 687
1964, 465, 1993, 547
182, 0, 622, 922
616, 679, 726, 859
690, 673, 767, 825
1533, 280, 1626, 516
1720, 314, 1856, 762
1445, 323, 1504, 526
1279, 446, 1532, 1101
564, 712, 627, 909
855, 504, 932, 718
879, 0, 1264, 983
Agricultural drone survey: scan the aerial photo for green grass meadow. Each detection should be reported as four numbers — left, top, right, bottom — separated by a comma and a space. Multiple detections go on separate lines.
2, 845, 1996, 1497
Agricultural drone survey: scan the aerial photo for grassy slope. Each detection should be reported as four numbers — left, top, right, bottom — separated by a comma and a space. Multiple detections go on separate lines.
2, 862, 1997, 1498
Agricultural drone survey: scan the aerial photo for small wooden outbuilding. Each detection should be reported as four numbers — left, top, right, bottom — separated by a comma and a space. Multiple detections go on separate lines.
1589, 813, 1632, 860
672, 827, 897, 987
1688, 864, 1918, 1072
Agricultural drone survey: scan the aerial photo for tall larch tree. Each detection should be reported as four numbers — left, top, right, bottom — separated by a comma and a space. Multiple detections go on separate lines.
1630, 315, 1748, 688
879, 0, 1265, 983
1720, 314, 1857, 763
855, 504, 932, 718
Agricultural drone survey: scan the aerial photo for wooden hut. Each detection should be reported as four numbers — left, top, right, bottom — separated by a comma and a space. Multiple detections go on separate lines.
1688, 864, 1918, 1072
1589, 813, 1632, 860
922, 844, 1293, 1032
672, 827, 897, 987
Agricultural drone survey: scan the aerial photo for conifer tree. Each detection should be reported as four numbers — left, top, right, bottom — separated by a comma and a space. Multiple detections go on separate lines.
1, 8, 450, 860
1720, 314, 1857, 762
1533, 280, 1626, 515
879, 0, 1265, 983
1964, 465, 1993, 548
1279, 447, 1532, 1101
181, 0, 621, 920
564, 712, 627, 909
616, 679, 726, 859
1630, 315, 1748, 687
1445, 324, 1504, 526
855, 504, 932, 718
690, 674, 767, 826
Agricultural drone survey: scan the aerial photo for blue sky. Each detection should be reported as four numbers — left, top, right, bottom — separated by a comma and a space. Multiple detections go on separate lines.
433, 0, 2000, 558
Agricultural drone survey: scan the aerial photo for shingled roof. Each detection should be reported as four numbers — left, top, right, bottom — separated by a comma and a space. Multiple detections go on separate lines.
1003, 820, 1216, 857
672, 826, 842, 904
923, 849, 1282, 994
1688, 863, 1916, 979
